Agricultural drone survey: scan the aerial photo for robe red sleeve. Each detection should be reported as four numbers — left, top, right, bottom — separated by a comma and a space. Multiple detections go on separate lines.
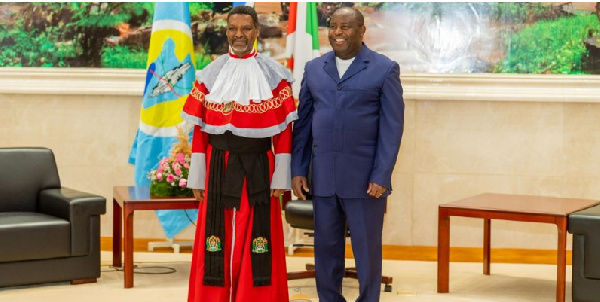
270, 122, 292, 190
183, 82, 210, 189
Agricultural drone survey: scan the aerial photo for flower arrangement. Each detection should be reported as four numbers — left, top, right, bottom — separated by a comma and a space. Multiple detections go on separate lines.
148, 126, 194, 197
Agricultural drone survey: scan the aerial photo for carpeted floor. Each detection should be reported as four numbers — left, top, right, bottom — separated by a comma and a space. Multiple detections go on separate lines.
0, 251, 572, 302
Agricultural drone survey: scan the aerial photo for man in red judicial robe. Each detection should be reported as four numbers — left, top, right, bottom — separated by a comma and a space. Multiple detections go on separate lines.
181, 5, 296, 302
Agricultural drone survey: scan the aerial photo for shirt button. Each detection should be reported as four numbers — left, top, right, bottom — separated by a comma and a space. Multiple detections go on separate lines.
337, 85, 342, 90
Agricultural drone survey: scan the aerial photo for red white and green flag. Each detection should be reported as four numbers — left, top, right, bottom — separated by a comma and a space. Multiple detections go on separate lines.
285, 2, 320, 99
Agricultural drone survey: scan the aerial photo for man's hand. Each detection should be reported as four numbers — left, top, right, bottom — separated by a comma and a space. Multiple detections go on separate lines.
292, 176, 310, 200
271, 189, 285, 197
192, 189, 205, 202
367, 183, 387, 199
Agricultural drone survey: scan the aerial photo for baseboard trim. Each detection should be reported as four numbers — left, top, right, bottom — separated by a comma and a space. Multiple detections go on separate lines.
101, 237, 571, 265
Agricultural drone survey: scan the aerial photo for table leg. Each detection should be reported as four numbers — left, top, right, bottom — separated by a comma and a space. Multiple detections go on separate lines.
124, 205, 135, 288
483, 219, 491, 275
438, 207, 450, 293
556, 217, 567, 302
112, 198, 122, 268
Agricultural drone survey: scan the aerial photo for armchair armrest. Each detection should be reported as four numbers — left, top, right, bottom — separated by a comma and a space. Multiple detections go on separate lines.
569, 205, 600, 234
569, 204, 600, 279
38, 188, 106, 257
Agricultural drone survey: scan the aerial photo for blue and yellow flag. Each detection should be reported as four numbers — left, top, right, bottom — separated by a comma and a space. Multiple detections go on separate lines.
128, 2, 197, 239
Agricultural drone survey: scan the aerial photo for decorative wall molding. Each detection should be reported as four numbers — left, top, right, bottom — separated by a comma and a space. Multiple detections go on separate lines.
405, 73, 600, 103
1, 68, 600, 103
0, 68, 145, 96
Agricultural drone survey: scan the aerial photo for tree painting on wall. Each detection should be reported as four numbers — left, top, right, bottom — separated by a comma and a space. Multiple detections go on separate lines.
0, 2, 216, 69
0, 2, 599, 74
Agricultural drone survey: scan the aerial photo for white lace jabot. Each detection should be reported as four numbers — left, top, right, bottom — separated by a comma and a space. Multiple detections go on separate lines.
205, 50, 274, 105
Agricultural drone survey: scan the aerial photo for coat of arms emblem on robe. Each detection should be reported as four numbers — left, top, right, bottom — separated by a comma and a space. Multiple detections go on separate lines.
206, 235, 221, 252
251, 237, 269, 253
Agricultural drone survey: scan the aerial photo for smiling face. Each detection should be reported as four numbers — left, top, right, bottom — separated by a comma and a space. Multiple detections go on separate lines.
226, 14, 259, 57
328, 8, 366, 60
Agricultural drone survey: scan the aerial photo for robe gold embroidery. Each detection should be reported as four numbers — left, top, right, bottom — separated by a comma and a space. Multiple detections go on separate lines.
190, 85, 292, 115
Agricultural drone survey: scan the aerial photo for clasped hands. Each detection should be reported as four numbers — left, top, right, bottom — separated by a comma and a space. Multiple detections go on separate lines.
192, 178, 388, 202
291, 176, 387, 200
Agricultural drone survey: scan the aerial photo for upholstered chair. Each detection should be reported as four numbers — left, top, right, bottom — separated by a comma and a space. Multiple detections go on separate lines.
0, 147, 106, 287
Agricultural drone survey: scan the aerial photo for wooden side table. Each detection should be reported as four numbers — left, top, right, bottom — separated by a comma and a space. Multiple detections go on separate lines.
437, 193, 599, 302
112, 186, 199, 288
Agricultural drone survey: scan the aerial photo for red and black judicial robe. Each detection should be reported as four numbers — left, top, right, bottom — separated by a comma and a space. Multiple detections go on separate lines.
181, 49, 296, 302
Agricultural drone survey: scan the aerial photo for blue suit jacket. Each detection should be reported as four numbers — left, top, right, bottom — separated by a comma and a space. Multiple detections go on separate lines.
291, 45, 404, 198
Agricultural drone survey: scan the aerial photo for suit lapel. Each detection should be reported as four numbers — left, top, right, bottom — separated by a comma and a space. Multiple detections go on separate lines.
339, 45, 371, 83
323, 52, 340, 83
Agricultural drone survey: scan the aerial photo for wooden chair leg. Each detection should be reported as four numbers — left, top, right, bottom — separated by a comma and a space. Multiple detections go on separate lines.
382, 275, 393, 292
344, 269, 358, 279
287, 270, 316, 280
71, 278, 97, 285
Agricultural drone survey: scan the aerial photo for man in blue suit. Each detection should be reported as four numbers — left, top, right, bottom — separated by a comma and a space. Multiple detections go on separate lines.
291, 7, 404, 302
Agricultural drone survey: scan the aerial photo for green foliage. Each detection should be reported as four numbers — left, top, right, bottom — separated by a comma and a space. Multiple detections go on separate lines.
0, 2, 154, 67
190, 2, 214, 17
101, 45, 148, 69
195, 53, 212, 70
64, 3, 154, 66
150, 182, 193, 197
492, 2, 556, 24
0, 2, 217, 68
495, 14, 600, 74
64, 2, 152, 27
101, 45, 212, 70
0, 20, 75, 67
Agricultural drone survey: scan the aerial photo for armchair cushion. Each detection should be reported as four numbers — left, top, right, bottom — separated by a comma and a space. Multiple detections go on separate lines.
0, 212, 70, 262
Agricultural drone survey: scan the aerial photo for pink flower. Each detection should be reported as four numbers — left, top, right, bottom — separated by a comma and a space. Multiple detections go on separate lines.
148, 155, 193, 187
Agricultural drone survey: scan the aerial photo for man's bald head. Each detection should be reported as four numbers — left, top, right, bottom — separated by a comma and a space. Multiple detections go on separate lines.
328, 7, 366, 59
331, 7, 364, 27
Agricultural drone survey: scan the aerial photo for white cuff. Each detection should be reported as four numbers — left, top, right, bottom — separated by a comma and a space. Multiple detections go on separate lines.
270, 153, 291, 190
187, 153, 206, 189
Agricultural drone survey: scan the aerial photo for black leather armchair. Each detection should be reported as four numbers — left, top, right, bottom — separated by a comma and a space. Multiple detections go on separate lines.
0, 147, 106, 287
568, 203, 600, 302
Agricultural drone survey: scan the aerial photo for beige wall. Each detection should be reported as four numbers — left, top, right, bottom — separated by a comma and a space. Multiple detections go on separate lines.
1, 68, 600, 250
0, 68, 199, 241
